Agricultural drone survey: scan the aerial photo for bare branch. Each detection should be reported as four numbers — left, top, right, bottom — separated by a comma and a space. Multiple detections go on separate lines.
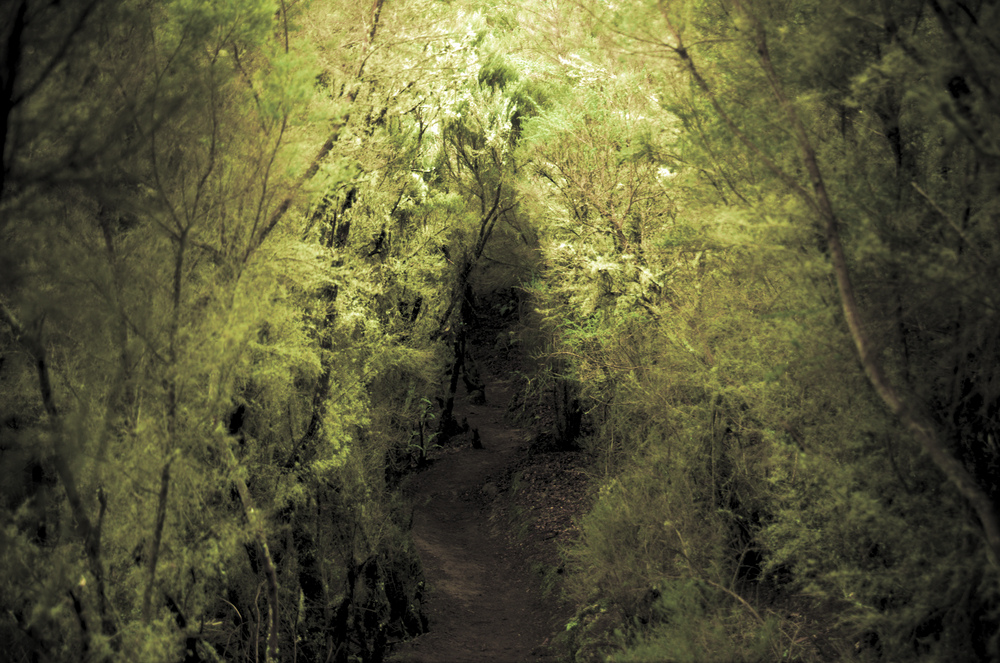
0, 299, 116, 629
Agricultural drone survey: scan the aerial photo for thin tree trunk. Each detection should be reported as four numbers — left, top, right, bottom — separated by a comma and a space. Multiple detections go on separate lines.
0, 0, 28, 206
141, 456, 174, 622
230, 462, 281, 662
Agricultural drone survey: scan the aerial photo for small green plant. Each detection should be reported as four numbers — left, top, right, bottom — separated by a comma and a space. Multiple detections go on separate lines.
531, 562, 563, 597
407, 397, 440, 465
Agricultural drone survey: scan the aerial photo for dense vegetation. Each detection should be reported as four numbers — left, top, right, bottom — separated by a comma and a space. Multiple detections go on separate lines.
2, 0, 998, 661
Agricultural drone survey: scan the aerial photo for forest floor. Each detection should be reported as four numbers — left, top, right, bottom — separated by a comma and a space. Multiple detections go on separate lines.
386, 320, 593, 663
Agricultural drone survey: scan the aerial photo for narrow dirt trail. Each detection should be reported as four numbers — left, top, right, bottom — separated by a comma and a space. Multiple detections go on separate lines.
386, 357, 571, 663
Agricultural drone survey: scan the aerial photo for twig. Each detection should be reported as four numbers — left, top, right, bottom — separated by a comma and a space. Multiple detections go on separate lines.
911, 182, 988, 265
702, 578, 765, 625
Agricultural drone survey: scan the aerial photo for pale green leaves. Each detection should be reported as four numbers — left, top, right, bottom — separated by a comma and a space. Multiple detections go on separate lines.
557, 53, 610, 88
257, 51, 321, 122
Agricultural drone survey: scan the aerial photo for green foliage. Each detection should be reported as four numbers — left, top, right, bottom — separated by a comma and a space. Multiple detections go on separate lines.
6, 0, 1000, 660
607, 579, 786, 663
570, 445, 728, 614
0, 0, 439, 660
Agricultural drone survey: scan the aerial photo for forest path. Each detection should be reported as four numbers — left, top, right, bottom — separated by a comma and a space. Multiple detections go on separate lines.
386, 340, 573, 662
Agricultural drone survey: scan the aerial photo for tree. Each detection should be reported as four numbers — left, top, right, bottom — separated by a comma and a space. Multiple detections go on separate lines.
545, 0, 1000, 658
0, 1, 432, 660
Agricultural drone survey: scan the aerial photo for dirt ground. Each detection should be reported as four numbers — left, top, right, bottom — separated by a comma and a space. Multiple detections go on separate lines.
385, 340, 588, 663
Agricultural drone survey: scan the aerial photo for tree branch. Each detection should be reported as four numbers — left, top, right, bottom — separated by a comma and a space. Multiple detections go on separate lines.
927, 0, 995, 103
356, 0, 386, 81
249, 125, 344, 259
10, 0, 103, 107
